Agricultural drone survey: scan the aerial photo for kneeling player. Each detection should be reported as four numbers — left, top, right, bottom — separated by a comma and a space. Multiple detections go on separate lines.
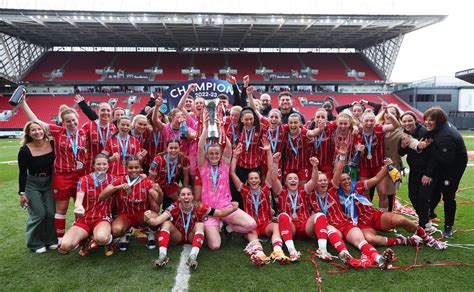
231, 143, 290, 265
59, 154, 116, 255
145, 187, 238, 269
100, 156, 161, 252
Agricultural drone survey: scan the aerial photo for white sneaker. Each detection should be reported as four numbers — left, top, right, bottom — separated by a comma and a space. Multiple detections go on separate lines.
35, 247, 47, 254
48, 244, 58, 250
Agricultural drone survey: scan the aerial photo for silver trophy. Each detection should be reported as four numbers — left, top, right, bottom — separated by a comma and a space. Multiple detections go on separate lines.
205, 98, 219, 140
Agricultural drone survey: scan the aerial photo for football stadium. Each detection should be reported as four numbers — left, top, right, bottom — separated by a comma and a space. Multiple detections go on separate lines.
1, 1, 473, 291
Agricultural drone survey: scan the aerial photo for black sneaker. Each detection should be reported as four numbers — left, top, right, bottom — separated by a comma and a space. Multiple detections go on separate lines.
119, 241, 129, 251
443, 226, 453, 238
146, 239, 157, 250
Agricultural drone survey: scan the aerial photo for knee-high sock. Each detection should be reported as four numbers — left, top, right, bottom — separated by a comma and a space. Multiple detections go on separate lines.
190, 231, 205, 257
358, 240, 380, 262
327, 230, 348, 253
314, 214, 328, 250
158, 229, 170, 254
278, 213, 295, 252
54, 213, 66, 239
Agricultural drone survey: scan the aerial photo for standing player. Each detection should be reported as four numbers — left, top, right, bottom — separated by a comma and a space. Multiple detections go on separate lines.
281, 113, 313, 184
102, 116, 146, 177
356, 110, 399, 209
271, 153, 334, 262
99, 157, 160, 251
58, 154, 116, 255
81, 102, 116, 171
144, 187, 238, 269
20, 98, 87, 244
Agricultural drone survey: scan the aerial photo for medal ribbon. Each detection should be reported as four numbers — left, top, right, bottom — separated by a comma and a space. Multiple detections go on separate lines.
288, 189, 299, 217
166, 154, 178, 185
363, 130, 373, 159
288, 132, 299, 156
96, 120, 110, 148
210, 164, 219, 190
153, 130, 161, 153
250, 188, 261, 218
314, 130, 324, 150
181, 206, 193, 241
231, 122, 238, 144
317, 192, 329, 215
268, 127, 279, 153
66, 129, 79, 160
244, 127, 255, 151
117, 135, 130, 162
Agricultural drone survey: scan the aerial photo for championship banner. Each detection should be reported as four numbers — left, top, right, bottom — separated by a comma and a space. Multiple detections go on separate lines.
163, 79, 234, 112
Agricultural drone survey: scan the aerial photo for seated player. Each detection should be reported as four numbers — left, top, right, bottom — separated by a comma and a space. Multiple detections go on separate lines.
99, 156, 161, 252
308, 143, 395, 269
335, 158, 447, 251
271, 153, 335, 262
230, 142, 290, 265
144, 186, 238, 269
58, 154, 116, 256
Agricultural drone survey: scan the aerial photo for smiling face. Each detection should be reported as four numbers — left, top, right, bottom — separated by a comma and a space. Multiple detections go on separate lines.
352, 104, 364, 118
195, 98, 205, 111
247, 172, 261, 189
401, 114, 416, 133
362, 113, 375, 131
184, 98, 194, 112
113, 109, 125, 120
98, 103, 112, 123
316, 172, 329, 193
126, 160, 141, 178
178, 187, 194, 207
285, 173, 299, 191
279, 95, 292, 111
207, 145, 222, 165
336, 116, 350, 134
339, 173, 352, 192
230, 109, 241, 124
260, 94, 271, 108
28, 123, 45, 141
241, 112, 255, 129
167, 141, 180, 159
134, 117, 148, 134
288, 116, 301, 134
62, 112, 79, 132
314, 110, 327, 124
93, 157, 109, 173
268, 111, 282, 127
118, 118, 132, 135
424, 116, 436, 131
322, 101, 333, 114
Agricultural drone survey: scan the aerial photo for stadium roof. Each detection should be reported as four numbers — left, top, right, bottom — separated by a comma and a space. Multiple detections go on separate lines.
455, 69, 474, 84
0, 10, 446, 49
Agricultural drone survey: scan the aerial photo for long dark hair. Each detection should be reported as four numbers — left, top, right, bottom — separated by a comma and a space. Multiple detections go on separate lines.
238, 107, 261, 133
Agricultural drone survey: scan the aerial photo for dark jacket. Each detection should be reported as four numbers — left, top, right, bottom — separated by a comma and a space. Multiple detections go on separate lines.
424, 122, 468, 177
280, 107, 306, 124
398, 123, 437, 178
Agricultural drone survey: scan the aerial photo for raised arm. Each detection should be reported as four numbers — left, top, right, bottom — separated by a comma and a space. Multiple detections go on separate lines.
139, 93, 157, 115
331, 141, 349, 187
382, 111, 400, 132
74, 94, 98, 121
151, 95, 165, 130
262, 138, 273, 186
197, 117, 208, 168
271, 152, 283, 196
177, 83, 197, 112
246, 86, 263, 119
304, 157, 319, 193
230, 144, 244, 190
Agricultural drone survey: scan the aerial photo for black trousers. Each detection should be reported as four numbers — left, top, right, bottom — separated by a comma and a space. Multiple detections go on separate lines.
407, 171, 433, 228
430, 165, 466, 228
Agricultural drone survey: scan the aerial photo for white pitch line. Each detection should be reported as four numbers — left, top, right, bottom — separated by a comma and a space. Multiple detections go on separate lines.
0, 160, 17, 165
172, 244, 192, 292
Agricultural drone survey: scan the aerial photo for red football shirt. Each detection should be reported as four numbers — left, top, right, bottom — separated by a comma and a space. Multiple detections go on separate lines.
49, 124, 87, 173
76, 173, 116, 224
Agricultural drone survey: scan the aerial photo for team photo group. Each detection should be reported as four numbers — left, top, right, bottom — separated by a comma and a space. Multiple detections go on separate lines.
16, 74, 467, 271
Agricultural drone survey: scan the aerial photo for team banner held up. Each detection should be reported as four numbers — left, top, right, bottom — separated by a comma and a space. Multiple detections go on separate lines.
162, 79, 235, 112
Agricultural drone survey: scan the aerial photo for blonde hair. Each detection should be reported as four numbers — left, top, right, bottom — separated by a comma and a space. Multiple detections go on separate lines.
21, 121, 49, 146
58, 105, 78, 123
132, 114, 148, 127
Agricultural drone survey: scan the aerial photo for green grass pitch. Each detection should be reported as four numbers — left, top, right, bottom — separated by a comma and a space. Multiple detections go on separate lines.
1, 138, 474, 291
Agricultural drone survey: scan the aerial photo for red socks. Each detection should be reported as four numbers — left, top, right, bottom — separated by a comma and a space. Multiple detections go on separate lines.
54, 214, 66, 239
278, 213, 293, 242
416, 226, 427, 238
192, 232, 204, 249
358, 240, 379, 261
314, 214, 328, 240
328, 230, 348, 253
158, 229, 170, 248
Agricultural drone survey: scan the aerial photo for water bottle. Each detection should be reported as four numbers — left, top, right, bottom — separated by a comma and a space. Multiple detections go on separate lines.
179, 121, 188, 140
8, 85, 26, 106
